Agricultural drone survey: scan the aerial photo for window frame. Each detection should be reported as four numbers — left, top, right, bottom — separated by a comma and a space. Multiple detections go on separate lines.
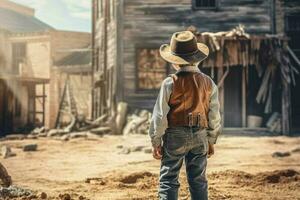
285, 14, 300, 59
135, 45, 172, 93
192, 0, 219, 11
285, 14, 300, 33
12, 42, 26, 75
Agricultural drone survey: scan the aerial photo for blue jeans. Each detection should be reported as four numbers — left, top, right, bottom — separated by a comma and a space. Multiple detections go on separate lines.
159, 127, 208, 200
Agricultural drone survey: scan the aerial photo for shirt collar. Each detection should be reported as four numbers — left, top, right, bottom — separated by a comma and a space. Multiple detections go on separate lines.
176, 65, 200, 73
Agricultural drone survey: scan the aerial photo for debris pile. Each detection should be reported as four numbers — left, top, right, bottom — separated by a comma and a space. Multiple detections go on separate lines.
266, 112, 282, 133
52, 101, 152, 138
1, 102, 152, 142
123, 109, 151, 135
116, 145, 152, 155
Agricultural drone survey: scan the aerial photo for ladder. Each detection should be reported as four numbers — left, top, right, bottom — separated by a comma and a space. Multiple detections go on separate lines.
55, 78, 78, 128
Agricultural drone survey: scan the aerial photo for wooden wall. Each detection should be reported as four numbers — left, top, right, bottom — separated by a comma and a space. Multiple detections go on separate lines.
6, 31, 90, 128
50, 30, 91, 63
92, 0, 118, 119
0, 31, 11, 73
276, 0, 300, 131
49, 68, 92, 127
120, 0, 273, 109
275, 0, 300, 34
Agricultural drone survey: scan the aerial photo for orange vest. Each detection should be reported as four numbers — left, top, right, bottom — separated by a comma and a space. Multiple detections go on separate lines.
167, 72, 213, 128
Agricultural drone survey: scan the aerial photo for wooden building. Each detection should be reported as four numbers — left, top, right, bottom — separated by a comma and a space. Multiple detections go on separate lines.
92, 0, 300, 134
275, 0, 300, 131
0, 0, 90, 135
53, 49, 92, 126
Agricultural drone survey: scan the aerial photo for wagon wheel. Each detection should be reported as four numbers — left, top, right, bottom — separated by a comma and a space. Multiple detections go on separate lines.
0, 163, 12, 187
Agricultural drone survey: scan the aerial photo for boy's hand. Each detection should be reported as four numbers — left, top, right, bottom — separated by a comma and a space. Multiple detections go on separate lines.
208, 143, 215, 158
152, 145, 162, 160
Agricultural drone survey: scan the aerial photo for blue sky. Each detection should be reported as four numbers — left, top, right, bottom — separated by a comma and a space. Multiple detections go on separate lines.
11, 0, 91, 32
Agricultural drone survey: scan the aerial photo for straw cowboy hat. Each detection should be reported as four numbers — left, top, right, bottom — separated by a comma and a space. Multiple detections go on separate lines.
159, 31, 209, 65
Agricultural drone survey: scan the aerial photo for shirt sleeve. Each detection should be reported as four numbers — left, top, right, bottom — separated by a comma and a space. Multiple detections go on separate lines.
207, 80, 222, 145
148, 77, 173, 147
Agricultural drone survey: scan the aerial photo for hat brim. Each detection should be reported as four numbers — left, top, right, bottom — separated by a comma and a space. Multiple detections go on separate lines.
159, 43, 209, 65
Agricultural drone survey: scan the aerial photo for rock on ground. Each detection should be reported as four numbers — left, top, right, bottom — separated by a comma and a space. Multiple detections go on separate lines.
23, 144, 38, 152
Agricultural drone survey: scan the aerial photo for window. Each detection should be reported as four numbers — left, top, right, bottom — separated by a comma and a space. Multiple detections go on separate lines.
12, 43, 26, 74
285, 15, 300, 58
286, 15, 300, 33
136, 48, 169, 90
192, 0, 218, 10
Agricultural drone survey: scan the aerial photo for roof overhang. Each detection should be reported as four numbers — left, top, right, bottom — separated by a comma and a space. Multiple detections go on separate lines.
53, 64, 92, 74
0, 74, 49, 84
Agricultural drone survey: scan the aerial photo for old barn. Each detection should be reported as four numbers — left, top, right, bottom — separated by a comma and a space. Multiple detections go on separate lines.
92, 0, 300, 134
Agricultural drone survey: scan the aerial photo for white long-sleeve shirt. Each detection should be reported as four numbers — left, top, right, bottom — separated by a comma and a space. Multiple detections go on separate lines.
149, 66, 222, 147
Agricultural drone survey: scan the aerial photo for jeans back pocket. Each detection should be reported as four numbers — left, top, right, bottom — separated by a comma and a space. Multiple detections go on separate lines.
165, 130, 187, 155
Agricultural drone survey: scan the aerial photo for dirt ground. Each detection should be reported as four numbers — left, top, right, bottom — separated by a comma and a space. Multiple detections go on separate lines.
0, 133, 300, 200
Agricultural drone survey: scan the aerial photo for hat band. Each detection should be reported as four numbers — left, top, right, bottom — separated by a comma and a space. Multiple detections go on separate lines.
170, 49, 199, 56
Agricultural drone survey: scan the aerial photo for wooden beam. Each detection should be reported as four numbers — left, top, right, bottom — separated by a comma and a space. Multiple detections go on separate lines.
270, 0, 277, 34
281, 80, 291, 135
287, 46, 300, 67
100, 0, 109, 117
217, 67, 224, 128
217, 66, 229, 88
242, 66, 247, 127
35, 95, 47, 98
91, 0, 96, 120
42, 83, 45, 126
116, 0, 124, 102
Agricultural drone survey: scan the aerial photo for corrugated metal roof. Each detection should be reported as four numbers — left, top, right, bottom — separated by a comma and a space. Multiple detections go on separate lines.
0, 7, 53, 33
55, 50, 91, 66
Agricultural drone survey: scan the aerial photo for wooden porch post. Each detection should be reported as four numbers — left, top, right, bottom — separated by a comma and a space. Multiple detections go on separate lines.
91, 0, 96, 120
42, 83, 45, 126
282, 80, 291, 135
217, 67, 224, 127
242, 66, 247, 127
116, 0, 124, 102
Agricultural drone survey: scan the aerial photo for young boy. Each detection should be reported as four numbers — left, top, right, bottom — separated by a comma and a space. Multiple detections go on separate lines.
149, 31, 221, 200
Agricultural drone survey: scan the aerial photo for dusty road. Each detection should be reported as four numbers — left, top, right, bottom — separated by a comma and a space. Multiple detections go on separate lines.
0, 133, 299, 200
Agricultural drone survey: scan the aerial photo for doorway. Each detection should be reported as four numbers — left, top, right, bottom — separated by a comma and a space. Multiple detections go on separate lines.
224, 66, 243, 127
286, 14, 300, 130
